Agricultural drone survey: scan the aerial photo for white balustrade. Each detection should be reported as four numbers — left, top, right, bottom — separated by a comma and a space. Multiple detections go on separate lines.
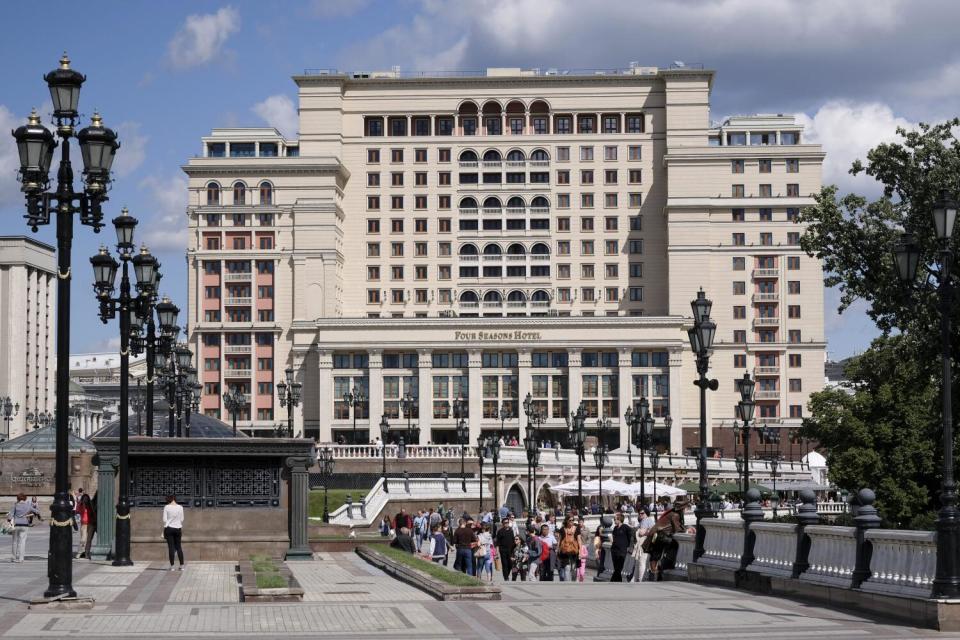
800, 525, 857, 588
749, 523, 797, 577
325, 476, 484, 526
673, 532, 696, 573
698, 519, 745, 569
860, 529, 935, 598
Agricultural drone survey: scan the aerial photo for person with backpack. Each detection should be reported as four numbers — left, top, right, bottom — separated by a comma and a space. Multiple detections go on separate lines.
526, 525, 542, 581
426, 523, 448, 564
557, 515, 582, 581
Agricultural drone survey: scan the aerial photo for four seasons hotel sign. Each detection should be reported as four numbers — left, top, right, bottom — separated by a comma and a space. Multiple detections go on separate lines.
453, 330, 542, 342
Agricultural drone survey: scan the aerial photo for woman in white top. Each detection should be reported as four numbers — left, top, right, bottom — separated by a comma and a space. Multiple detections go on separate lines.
631, 507, 656, 582
162, 494, 185, 570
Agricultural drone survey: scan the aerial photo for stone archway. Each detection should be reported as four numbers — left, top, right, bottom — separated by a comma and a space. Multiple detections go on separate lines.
505, 483, 525, 516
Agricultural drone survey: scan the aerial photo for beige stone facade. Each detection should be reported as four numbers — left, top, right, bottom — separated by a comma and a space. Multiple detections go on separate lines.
0, 236, 56, 440
183, 65, 825, 458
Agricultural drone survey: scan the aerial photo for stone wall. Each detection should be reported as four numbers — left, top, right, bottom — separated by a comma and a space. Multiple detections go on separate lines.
0, 451, 97, 497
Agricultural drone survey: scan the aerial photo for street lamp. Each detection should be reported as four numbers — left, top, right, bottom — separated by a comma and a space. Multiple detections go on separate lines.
477, 435, 486, 514
276, 366, 302, 438
130, 378, 145, 436
317, 447, 335, 523
455, 408, 469, 492
90, 210, 158, 568
522, 392, 546, 431
379, 415, 390, 492
12, 55, 124, 597
27, 410, 53, 430
736, 371, 756, 494
1, 397, 19, 441
689, 288, 719, 561
400, 392, 418, 445
566, 402, 587, 513
770, 457, 780, 517
489, 435, 501, 526
735, 453, 745, 495
650, 449, 661, 516
497, 402, 512, 439
223, 386, 246, 436
524, 429, 540, 513
627, 398, 653, 511
593, 440, 608, 514
342, 386, 365, 444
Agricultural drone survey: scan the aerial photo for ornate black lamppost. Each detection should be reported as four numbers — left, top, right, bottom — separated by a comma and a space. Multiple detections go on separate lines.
650, 449, 660, 515
400, 392, 418, 444
153, 297, 179, 436
317, 447, 335, 523
522, 392, 546, 433
223, 386, 245, 436
379, 415, 390, 492
342, 386, 365, 444
497, 403, 512, 439
770, 457, 780, 517
90, 210, 158, 567
524, 429, 540, 513
489, 435, 501, 526
28, 410, 53, 430
454, 400, 469, 492
593, 437, 608, 513
626, 398, 653, 510
688, 289, 718, 562
566, 402, 587, 512
130, 378, 145, 436
477, 435, 486, 514
13, 54, 122, 597
1, 397, 19, 441
277, 366, 302, 438
736, 372, 756, 492
735, 453, 745, 495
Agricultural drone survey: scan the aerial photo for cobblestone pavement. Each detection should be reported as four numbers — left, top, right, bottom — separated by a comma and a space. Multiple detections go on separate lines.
0, 548, 952, 639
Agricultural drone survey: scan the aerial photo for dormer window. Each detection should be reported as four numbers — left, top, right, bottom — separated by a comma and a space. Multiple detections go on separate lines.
260, 142, 278, 157
230, 142, 255, 157
207, 142, 226, 157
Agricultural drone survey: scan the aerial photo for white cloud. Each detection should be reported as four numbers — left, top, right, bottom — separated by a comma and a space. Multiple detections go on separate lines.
252, 94, 298, 138
794, 101, 916, 195
167, 6, 241, 69
112, 122, 148, 178
0, 105, 21, 208
138, 174, 189, 251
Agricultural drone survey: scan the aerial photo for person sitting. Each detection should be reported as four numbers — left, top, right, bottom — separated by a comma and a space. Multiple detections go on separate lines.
390, 526, 416, 553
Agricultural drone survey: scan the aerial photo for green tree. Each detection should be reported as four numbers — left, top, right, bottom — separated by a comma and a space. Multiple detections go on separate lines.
799, 119, 960, 526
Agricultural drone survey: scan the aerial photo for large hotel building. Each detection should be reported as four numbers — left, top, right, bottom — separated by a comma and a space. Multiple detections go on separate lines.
183, 63, 825, 457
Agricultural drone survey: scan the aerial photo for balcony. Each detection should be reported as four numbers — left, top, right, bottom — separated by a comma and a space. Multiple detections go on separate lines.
506, 255, 526, 261
753, 268, 779, 278
458, 161, 478, 168
529, 160, 550, 167
225, 297, 252, 305
224, 272, 252, 282
506, 301, 526, 308
753, 292, 779, 303
755, 389, 780, 400
459, 255, 478, 262
530, 207, 550, 214
482, 208, 502, 215
459, 208, 478, 215
482, 301, 502, 309
506, 207, 525, 214
506, 160, 526, 168
482, 254, 502, 261
224, 369, 252, 378
482, 161, 502, 169
460, 301, 479, 309
224, 345, 252, 354
753, 317, 780, 327
754, 365, 780, 376
530, 254, 550, 261
531, 300, 551, 308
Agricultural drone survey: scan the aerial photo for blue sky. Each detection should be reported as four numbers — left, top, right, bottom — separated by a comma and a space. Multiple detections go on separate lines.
2, 0, 958, 358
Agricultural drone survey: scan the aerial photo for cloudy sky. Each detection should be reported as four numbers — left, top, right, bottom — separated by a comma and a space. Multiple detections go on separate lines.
1, 0, 957, 357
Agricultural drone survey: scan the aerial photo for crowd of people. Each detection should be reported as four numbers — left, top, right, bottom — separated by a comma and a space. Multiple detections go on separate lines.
385, 495, 694, 583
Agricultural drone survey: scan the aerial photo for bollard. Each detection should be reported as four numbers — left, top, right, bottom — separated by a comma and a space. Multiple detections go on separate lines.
593, 514, 615, 582
346, 494, 353, 520
792, 488, 820, 578
404, 470, 410, 493
851, 488, 881, 588
740, 488, 764, 570
442, 471, 449, 493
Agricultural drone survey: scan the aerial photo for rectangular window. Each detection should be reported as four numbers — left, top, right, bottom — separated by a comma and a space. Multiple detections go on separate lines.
578, 116, 595, 134
439, 219, 451, 233
532, 117, 548, 134
605, 240, 618, 255
392, 242, 404, 257
367, 172, 380, 187
438, 148, 451, 163
367, 266, 380, 281
760, 232, 773, 246
733, 306, 746, 319
789, 378, 802, 392
732, 184, 745, 197
790, 405, 803, 418
581, 217, 594, 231
733, 330, 746, 344
732, 256, 745, 270
789, 353, 802, 367
581, 193, 594, 208
605, 169, 618, 184
605, 216, 618, 231
438, 195, 451, 209
391, 172, 404, 187
509, 118, 524, 135
391, 149, 403, 163
732, 233, 745, 246
786, 159, 799, 173
557, 194, 571, 209
414, 148, 427, 163
414, 218, 427, 233
759, 184, 772, 197
555, 116, 572, 134
628, 145, 642, 160
580, 146, 594, 161
557, 147, 570, 161
788, 280, 800, 294
556, 170, 570, 185
391, 195, 403, 210
786, 207, 800, 222
734, 354, 746, 368
626, 115, 644, 133
788, 231, 800, 245
581, 240, 595, 256
629, 262, 643, 278
604, 193, 617, 208
733, 281, 746, 295
367, 149, 380, 163
557, 241, 570, 256
415, 172, 427, 186
787, 256, 800, 270
391, 219, 403, 233
789, 329, 801, 343
604, 145, 618, 161
367, 196, 380, 210
732, 159, 744, 174
787, 183, 800, 197
415, 195, 427, 210
759, 159, 772, 173
628, 240, 643, 254
629, 287, 643, 302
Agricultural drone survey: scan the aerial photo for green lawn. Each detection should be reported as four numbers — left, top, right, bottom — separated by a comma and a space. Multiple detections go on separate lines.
375, 545, 483, 587
309, 488, 371, 519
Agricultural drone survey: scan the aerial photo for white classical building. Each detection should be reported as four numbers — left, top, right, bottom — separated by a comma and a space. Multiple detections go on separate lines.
0, 236, 56, 440
182, 63, 826, 456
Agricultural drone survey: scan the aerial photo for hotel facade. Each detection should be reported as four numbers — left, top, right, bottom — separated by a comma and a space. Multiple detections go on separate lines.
183, 64, 826, 457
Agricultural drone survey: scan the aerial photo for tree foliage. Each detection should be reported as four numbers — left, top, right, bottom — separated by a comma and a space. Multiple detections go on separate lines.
799, 120, 960, 527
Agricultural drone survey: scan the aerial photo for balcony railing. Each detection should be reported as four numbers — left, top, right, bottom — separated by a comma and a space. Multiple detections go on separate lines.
754, 317, 780, 326
458, 161, 478, 168
482, 208, 502, 214
754, 365, 780, 375
460, 301, 479, 309
506, 161, 526, 168
529, 160, 550, 167
530, 254, 550, 261
753, 268, 779, 278
530, 207, 550, 214
482, 254, 502, 261
482, 301, 502, 308
459, 208, 478, 215
482, 161, 502, 168
506, 301, 526, 308
755, 389, 780, 400
225, 297, 252, 305
506, 255, 526, 261
753, 292, 779, 302
506, 207, 525, 214
459, 255, 478, 262
224, 273, 252, 282
531, 300, 551, 308
224, 369, 252, 378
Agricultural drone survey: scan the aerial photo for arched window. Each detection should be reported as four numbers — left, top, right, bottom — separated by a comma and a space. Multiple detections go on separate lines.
482, 197, 501, 211
531, 290, 550, 302
507, 243, 526, 255
483, 291, 503, 304
458, 244, 479, 256
459, 197, 478, 210
507, 290, 526, 302
531, 242, 550, 255
530, 149, 550, 162
530, 196, 550, 211
460, 291, 479, 303
482, 244, 502, 255
459, 150, 478, 163
506, 196, 525, 210
233, 181, 246, 205
206, 182, 220, 206
259, 182, 273, 205
482, 149, 502, 162
506, 149, 525, 163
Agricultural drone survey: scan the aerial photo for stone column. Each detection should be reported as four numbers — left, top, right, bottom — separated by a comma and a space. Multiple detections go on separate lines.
516, 348, 531, 437
668, 348, 684, 454
285, 456, 314, 560
90, 455, 118, 560
317, 350, 333, 442
417, 349, 433, 438
567, 348, 582, 416
367, 349, 384, 436
467, 349, 483, 441
617, 347, 633, 450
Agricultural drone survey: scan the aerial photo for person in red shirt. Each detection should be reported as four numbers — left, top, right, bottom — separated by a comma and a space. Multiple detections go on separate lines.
75, 494, 94, 559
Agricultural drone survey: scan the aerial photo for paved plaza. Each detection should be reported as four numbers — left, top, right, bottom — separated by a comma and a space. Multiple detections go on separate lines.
0, 530, 949, 638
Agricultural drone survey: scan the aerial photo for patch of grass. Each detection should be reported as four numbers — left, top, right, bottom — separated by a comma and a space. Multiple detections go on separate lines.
375, 545, 483, 588
309, 489, 371, 519
255, 573, 287, 589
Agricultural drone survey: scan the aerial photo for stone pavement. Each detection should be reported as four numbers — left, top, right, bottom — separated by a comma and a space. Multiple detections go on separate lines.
0, 538, 951, 639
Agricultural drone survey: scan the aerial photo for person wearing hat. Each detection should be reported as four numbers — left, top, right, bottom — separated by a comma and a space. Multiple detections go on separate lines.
643, 496, 687, 581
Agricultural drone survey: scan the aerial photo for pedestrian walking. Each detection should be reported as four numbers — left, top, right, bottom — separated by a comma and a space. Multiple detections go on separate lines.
537, 524, 555, 581
477, 522, 494, 581
610, 512, 633, 582
644, 497, 687, 581
630, 507, 655, 582
75, 494, 94, 559
526, 526, 542, 581
162, 494, 185, 570
495, 516, 516, 580
511, 535, 529, 581
7, 494, 40, 563
426, 523, 448, 564
452, 517, 478, 576
379, 515, 391, 537
577, 537, 588, 582
557, 515, 582, 581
